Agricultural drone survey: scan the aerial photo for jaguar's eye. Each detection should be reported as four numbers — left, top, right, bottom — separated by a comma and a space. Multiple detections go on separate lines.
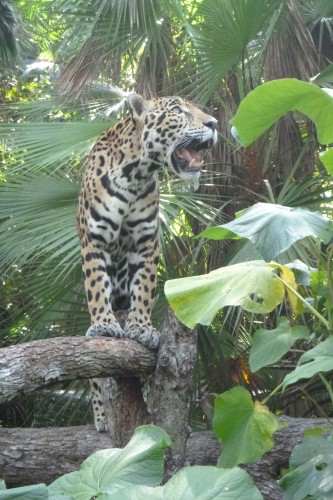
173, 106, 182, 114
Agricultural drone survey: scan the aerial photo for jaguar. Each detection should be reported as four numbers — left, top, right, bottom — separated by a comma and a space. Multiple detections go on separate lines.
77, 93, 218, 431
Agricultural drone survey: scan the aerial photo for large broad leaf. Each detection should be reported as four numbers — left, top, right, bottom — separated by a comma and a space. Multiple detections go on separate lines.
165, 260, 289, 329
249, 317, 309, 372
320, 148, 333, 175
278, 436, 333, 499
283, 337, 333, 387
212, 387, 285, 468
48, 425, 171, 498
0, 483, 49, 499
231, 79, 333, 146
107, 465, 263, 500
201, 203, 333, 261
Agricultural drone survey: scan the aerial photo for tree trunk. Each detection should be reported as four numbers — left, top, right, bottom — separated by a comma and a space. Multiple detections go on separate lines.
101, 376, 151, 447
100, 309, 197, 451
1, 417, 331, 499
150, 309, 197, 479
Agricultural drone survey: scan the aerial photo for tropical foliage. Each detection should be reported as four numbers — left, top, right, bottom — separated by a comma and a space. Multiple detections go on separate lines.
165, 79, 333, 483
1, 0, 333, 432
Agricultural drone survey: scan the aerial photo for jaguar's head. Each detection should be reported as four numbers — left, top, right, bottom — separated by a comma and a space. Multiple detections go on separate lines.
127, 94, 218, 182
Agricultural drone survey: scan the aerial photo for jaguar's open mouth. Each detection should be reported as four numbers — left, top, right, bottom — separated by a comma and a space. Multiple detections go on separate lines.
171, 138, 214, 175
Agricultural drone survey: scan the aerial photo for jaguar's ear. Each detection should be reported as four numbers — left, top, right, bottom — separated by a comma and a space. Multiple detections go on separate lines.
127, 94, 149, 122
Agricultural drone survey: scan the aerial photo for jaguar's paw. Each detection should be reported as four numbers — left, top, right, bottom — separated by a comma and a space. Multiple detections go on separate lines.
86, 322, 124, 339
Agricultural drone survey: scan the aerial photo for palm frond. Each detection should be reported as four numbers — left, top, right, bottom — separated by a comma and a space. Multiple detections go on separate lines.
188, 0, 282, 103
0, 171, 79, 273
57, 0, 187, 98
1, 121, 114, 172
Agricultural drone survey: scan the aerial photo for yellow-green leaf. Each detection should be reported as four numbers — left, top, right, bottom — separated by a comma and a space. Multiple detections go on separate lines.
165, 261, 285, 329
213, 387, 285, 468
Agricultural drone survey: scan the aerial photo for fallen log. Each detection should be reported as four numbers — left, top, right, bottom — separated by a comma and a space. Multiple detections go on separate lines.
1, 416, 331, 499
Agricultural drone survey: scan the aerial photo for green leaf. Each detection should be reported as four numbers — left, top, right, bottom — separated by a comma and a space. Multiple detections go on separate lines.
278, 436, 333, 499
199, 226, 240, 241
320, 148, 333, 176
283, 337, 333, 387
0, 483, 48, 499
165, 260, 287, 329
48, 425, 171, 498
107, 465, 263, 499
231, 79, 333, 146
212, 387, 285, 468
312, 61, 333, 87
249, 317, 309, 372
201, 203, 333, 261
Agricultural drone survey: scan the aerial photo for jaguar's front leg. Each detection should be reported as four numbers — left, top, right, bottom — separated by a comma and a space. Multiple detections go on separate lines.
81, 242, 124, 338
124, 213, 160, 350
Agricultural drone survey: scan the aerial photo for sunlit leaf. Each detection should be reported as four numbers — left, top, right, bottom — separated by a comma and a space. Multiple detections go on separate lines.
189, 0, 281, 102
279, 265, 302, 314
165, 260, 287, 329
231, 79, 333, 146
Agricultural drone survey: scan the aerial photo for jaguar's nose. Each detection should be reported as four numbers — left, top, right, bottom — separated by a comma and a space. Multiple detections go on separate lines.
204, 120, 217, 131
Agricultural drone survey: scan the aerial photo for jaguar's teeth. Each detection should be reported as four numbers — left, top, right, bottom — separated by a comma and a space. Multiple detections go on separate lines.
189, 158, 196, 168
200, 160, 204, 166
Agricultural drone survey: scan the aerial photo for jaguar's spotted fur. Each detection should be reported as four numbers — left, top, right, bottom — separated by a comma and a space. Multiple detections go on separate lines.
77, 94, 217, 431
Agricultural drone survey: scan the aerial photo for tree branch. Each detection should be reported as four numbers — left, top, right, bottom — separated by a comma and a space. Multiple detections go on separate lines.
0, 336, 156, 404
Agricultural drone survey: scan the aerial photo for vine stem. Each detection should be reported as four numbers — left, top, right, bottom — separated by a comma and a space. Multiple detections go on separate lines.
262, 382, 284, 405
275, 275, 330, 330
319, 373, 333, 406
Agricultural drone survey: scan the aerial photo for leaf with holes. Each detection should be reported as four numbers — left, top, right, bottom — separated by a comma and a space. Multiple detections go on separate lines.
278, 436, 333, 499
165, 260, 287, 329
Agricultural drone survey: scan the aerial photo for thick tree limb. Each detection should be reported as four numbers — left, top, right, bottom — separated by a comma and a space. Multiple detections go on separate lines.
1, 417, 331, 498
0, 336, 156, 404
